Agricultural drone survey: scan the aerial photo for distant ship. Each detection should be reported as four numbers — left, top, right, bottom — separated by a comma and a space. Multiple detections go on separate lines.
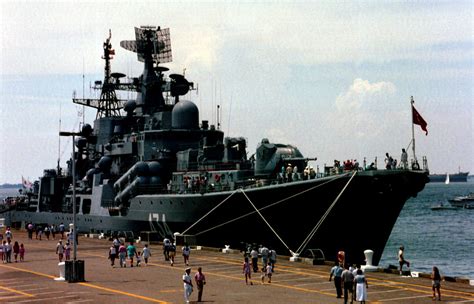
2, 26, 429, 265
429, 171, 469, 183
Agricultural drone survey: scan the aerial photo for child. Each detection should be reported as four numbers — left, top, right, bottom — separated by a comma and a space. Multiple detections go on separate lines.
261, 264, 267, 284
108, 244, 116, 266
142, 244, 151, 266
65, 242, 71, 261
266, 262, 273, 283
136, 251, 142, 267
19, 243, 25, 262
243, 257, 253, 285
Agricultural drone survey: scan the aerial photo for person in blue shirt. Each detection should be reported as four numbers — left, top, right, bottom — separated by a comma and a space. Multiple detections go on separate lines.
329, 262, 343, 298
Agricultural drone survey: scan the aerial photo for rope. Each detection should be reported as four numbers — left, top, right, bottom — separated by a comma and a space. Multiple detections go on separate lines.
180, 189, 240, 235
193, 173, 350, 236
240, 189, 292, 252
295, 170, 357, 255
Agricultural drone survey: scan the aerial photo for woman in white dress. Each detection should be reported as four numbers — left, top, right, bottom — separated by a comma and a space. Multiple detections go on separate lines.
354, 269, 368, 303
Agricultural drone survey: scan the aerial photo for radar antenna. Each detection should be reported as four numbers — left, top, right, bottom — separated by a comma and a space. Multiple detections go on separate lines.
120, 26, 172, 64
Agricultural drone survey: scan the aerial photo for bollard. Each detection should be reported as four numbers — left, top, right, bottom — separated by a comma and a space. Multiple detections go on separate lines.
222, 245, 232, 253
361, 249, 378, 272
54, 262, 66, 281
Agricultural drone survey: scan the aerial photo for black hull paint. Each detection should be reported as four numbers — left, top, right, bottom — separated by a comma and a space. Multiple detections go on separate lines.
6, 170, 428, 266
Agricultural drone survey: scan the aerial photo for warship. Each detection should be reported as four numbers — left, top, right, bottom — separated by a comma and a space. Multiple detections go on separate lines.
3, 26, 429, 265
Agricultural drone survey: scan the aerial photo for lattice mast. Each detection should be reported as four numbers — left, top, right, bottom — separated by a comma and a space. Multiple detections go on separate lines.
73, 30, 123, 119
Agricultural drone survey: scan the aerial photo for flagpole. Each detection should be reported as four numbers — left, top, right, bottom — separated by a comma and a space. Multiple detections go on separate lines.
410, 96, 417, 164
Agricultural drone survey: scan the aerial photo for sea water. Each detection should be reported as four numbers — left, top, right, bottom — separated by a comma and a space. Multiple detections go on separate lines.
1, 182, 473, 278
379, 180, 474, 279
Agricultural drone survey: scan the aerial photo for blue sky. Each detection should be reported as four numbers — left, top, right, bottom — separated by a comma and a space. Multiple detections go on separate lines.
1, 1, 472, 184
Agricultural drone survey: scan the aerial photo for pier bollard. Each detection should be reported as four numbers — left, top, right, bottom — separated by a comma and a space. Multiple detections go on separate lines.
289, 252, 300, 262
222, 245, 232, 253
54, 262, 66, 281
361, 249, 378, 272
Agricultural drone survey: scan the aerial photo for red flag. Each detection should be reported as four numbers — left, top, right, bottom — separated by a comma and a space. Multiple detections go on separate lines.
412, 105, 428, 135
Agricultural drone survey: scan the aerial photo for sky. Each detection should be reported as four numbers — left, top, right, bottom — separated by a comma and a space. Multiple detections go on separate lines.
0, 1, 473, 184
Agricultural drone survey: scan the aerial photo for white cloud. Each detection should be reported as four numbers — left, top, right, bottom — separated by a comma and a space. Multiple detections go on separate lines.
335, 78, 396, 111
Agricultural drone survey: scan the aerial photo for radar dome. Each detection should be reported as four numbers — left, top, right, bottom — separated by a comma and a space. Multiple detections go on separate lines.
134, 161, 149, 176
172, 100, 199, 129
148, 161, 161, 175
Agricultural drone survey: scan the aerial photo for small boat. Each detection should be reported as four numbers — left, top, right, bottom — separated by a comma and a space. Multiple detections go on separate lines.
448, 193, 474, 208
445, 173, 450, 185
430, 203, 457, 211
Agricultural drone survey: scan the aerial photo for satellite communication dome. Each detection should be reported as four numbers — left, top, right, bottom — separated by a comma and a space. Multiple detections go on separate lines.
171, 100, 199, 129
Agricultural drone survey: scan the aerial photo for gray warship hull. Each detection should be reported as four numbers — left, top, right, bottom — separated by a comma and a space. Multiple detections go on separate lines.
5, 169, 427, 265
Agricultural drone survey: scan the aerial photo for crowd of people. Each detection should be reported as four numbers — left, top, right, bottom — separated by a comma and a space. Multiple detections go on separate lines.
0, 227, 25, 263
1, 225, 446, 303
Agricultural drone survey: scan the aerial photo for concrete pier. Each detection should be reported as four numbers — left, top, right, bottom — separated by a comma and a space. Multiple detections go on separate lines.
1, 231, 473, 303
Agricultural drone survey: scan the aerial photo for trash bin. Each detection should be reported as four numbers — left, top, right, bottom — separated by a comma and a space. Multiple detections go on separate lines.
65, 260, 85, 282
75, 260, 85, 282
65, 260, 73, 282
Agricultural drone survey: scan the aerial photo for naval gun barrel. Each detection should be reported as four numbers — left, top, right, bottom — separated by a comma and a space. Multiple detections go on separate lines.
281, 157, 317, 162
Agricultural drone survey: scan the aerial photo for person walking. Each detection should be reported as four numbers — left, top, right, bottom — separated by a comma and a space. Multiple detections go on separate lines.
269, 249, 277, 272
341, 263, 354, 304
44, 226, 50, 240
194, 266, 206, 302
27, 223, 34, 240
19, 243, 25, 262
431, 266, 442, 301
250, 247, 259, 272
108, 244, 117, 267
183, 267, 193, 304
0, 240, 5, 263
56, 240, 65, 262
118, 242, 127, 267
163, 237, 171, 261
142, 244, 151, 266
169, 243, 176, 266
260, 245, 269, 268
398, 245, 410, 275
242, 257, 253, 285
127, 241, 137, 267
266, 261, 273, 283
354, 269, 368, 303
329, 262, 343, 298
182, 243, 191, 266
50, 224, 56, 240
65, 241, 71, 261
13, 241, 20, 263
5, 240, 12, 263
59, 222, 65, 238
112, 237, 120, 255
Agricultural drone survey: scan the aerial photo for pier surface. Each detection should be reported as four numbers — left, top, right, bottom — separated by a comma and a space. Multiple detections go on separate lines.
1, 231, 473, 303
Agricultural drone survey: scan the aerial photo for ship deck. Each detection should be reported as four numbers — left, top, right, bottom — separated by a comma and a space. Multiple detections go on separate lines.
1, 230, 473, 303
